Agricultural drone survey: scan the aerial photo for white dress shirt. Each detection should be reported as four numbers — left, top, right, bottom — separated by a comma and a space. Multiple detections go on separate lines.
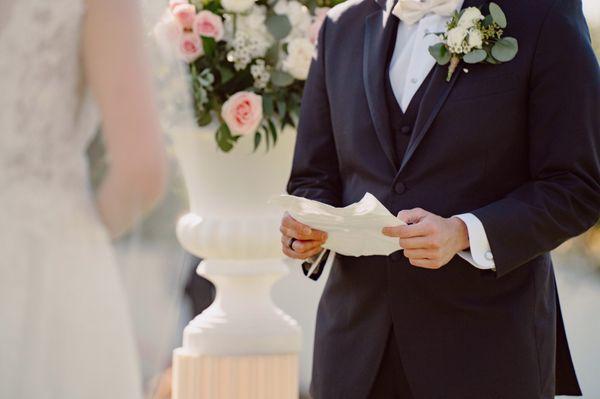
389, 0, 496, 270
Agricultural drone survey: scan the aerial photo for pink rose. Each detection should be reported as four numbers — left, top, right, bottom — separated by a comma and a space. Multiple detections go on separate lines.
172, 3, 197, 30
309, 7, 329, 44
221, 91, 263, 136
169, 0, 189, 10
193, 11, 224, 41
179, 33, 203, 63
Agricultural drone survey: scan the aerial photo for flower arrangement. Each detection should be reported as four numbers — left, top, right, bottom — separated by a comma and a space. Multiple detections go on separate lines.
154, 0, 336, 152
428, 3, 518, 81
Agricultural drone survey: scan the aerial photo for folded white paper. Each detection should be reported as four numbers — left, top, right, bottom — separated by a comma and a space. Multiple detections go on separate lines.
271, 192, 405, 257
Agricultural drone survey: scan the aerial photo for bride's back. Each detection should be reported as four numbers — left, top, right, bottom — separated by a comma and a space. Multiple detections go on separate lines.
0, 0, 99, 200
0, 1, 166, 397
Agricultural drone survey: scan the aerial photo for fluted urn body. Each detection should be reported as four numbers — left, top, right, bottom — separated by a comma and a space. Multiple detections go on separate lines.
170, 122, 302, 399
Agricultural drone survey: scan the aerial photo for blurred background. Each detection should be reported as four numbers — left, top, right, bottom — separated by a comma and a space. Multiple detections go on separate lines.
81, 1, 600, 398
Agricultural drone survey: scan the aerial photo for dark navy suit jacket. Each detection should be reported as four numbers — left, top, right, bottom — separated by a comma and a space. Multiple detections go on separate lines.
287, 0, 600, 398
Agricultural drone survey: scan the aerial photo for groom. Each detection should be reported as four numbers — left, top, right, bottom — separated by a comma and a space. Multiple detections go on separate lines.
280, 0, 600, 397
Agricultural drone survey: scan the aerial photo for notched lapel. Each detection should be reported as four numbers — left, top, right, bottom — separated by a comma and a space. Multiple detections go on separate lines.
363, 6, 399, 171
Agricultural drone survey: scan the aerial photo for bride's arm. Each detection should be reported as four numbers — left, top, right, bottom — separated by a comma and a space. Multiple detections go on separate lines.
83, 0, 168, 239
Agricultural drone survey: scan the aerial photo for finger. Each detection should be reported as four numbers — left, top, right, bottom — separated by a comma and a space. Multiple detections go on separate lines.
281, 214, 328, 241
293, 239, 326, 254
397, 208, 429, 225
403, 249, 437, 259
282, 245, 304, 260
382, 223, 431, 239
399, 236, 436, 250
408, 258, 440, 269
282, 244, 323, 260
280, 235, 324, 253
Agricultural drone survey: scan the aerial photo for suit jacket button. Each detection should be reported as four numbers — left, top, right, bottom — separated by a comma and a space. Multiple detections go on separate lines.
394, 182, 406, 194
401, 125, 411, 135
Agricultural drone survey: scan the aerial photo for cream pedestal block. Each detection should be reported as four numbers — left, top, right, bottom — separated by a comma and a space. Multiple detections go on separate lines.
170, 123, 301, 398
173, 350, 298, 399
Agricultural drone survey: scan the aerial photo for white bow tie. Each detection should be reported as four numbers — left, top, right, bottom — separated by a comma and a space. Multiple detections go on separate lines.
392, 0, 461, 25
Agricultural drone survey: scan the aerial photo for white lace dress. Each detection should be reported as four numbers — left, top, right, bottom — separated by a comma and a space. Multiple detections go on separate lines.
0, 1, 143, 398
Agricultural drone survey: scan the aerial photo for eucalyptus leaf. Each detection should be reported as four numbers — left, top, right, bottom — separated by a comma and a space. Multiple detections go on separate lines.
489, 2, 507, 28
485, 54, 499, 64
270, 70, 295, 87
463, 49, 487, 64
491, 37, 518, 62
429, 43, 451, 66
266, 14, 292, 41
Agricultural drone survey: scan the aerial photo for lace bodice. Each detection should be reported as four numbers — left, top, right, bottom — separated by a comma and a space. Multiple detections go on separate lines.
0, 0, 99, 192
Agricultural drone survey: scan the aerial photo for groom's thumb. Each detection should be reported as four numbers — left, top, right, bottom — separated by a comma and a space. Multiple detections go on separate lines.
397, 208, 429, 225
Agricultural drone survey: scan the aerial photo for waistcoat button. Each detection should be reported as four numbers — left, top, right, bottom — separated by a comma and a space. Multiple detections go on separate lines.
400, 125, 411, 135
394, 181, 407, 194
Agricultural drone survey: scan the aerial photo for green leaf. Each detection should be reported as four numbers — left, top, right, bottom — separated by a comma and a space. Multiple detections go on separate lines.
489, 2, 507, 28
218, 65, 234, 84
485, 54, 499, 64
201, 37, 216, 58
491, 37, 518, 62
215, 123, 235, 152
264, 126, 271, 150
463, 49, 487, 64
265, 44, 279, 65
276, 100, 287, 120
263, 94, 275, 117
266, 14, 292, 41
197, 112, 212, 126
482, 14, 494, 27
270, 70, 295, 87
253, 132, 262, 152
268, 119, 278, 145
428, 43, 451, 66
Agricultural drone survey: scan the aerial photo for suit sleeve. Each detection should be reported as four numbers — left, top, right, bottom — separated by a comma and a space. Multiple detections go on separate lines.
287, 16, 343, 208
472, 0, 600, 278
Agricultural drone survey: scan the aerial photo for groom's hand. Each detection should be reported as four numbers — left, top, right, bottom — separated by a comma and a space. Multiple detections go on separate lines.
382, 208, 470, 269
280, 212, 328, 260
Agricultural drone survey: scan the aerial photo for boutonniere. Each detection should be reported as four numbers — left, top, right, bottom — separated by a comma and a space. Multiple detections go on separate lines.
428, 3, 518, 81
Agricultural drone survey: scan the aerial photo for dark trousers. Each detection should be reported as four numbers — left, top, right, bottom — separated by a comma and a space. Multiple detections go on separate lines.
367, 327, 414, 399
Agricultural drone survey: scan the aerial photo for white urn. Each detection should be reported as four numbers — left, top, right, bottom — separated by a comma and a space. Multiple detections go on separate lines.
170, 121, 302, 399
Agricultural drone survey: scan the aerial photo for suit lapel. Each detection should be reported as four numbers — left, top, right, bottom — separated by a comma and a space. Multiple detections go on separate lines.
397, 65, 462, 173
397, 0, 480, 174
363, 1, 400, 171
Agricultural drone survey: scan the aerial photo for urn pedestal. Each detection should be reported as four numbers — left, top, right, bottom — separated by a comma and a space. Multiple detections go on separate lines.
170, 123, 301, 399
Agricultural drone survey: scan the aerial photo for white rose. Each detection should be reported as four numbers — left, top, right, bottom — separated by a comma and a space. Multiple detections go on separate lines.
221, 0, 255, 13
458, 7, 483, 29
274, 0, 312, 39
446, 26, 467, 53
467, 28, 483, 49
282, 38, 315, 80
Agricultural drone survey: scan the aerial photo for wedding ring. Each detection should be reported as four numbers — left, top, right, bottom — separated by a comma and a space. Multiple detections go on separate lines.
288, 237, 297, 251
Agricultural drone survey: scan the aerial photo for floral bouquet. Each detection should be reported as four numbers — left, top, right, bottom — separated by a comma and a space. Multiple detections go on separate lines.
154, 0, 338, 152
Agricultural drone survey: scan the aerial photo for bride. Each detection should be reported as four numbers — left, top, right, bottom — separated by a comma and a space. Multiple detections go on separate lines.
0, 0, 168, 397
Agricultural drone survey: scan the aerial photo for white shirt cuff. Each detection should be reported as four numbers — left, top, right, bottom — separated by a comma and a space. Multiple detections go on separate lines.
454, 213, 495, 270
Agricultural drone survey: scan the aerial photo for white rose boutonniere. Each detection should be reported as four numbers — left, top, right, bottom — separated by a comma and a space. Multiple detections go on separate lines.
429, 2, 519, 81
